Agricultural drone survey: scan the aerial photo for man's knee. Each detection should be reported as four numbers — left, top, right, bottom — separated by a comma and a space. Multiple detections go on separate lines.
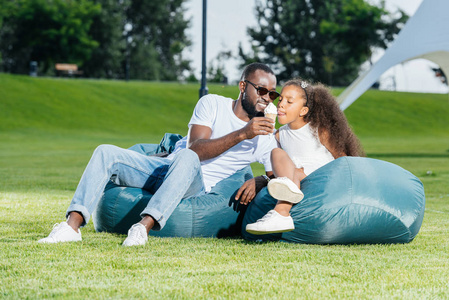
94, 144, 113, 153
172, 149, 201, 170
93, 144, 119, 159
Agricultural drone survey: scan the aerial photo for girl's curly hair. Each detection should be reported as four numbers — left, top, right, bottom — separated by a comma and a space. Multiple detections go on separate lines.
283, 79, 364, 157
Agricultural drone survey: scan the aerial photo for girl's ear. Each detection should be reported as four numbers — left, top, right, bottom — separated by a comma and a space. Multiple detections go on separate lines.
300, 106, 309, 117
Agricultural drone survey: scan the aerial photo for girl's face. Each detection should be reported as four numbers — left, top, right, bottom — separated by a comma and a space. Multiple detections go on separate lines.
277, 85, 309, 127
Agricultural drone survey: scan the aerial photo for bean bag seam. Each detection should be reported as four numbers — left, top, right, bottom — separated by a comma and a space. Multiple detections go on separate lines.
350, 202, 412, 242
112, 187, 126, 227
346, 157, 355, 204
96, 184, 120, 231
350, 203, 411, 232
191, 199, 196, 237
111, 186, 147, 231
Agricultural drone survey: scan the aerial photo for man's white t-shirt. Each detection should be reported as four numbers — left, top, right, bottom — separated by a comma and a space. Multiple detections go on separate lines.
170, 94, 277, 192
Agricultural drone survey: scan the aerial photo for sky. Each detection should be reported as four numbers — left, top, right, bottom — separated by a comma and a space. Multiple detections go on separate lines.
184, 0, 448, 94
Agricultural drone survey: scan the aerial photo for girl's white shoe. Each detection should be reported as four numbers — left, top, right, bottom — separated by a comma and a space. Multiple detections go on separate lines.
246, 210, 294, 235
267, 177, 304, 203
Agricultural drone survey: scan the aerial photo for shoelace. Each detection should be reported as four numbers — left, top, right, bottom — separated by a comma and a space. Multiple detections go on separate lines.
256, 211, 276, 223
127, 225, 145, 242
48, 223, 64, 239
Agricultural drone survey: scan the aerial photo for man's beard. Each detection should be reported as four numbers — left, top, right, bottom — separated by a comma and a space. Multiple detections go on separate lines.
242, 92, 264, 119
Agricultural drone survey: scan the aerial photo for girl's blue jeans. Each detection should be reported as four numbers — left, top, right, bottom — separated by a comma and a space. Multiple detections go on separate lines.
66, 145, 204, 230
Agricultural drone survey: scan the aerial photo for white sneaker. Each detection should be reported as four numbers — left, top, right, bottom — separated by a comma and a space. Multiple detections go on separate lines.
267, 177, 304, 203
38, 222, 82, 243
246, 209, 295, 235
122, 223, 148, 246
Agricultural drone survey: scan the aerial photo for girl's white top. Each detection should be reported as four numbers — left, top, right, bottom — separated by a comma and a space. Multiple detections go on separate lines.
278, 123, 334, 175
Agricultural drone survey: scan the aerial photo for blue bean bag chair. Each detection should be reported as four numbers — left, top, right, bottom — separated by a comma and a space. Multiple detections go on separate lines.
242, 157, 425, 244
93, 133, 252, 238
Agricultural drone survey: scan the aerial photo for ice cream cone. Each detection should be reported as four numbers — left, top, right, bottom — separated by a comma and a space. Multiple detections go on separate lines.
264, 102, 277, 122
264, 103, 277, 135
265, 113, 277, 123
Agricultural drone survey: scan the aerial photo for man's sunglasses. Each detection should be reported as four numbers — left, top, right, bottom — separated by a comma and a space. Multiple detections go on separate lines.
244, 80, 280, 101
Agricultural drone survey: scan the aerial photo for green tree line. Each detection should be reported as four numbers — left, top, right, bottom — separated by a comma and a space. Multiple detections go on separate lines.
0, 0, 192, 80
0, 0, 407, 84
239, 0, 408, 86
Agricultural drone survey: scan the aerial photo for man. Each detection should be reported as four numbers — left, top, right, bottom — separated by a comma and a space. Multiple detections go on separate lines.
38, 62, 279, 246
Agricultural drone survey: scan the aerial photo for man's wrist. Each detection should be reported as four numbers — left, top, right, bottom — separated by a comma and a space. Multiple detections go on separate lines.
255, 175, 270, 190
236, 128, 248, 141
261, 175, 270, 183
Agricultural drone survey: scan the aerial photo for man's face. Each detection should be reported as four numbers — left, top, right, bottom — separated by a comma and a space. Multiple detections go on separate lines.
241, 70, 277, 119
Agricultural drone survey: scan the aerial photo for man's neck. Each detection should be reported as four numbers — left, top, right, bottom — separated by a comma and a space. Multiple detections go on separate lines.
233, 98, 251, 122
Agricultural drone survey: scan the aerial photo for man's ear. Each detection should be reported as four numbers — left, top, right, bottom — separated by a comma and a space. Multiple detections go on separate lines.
239, 80, 246, 93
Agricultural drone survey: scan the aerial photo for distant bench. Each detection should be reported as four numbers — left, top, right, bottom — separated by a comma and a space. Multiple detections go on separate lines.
55, 63, 83, 77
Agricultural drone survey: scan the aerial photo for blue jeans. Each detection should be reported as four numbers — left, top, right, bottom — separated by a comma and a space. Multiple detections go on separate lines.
66, 145, 205, 230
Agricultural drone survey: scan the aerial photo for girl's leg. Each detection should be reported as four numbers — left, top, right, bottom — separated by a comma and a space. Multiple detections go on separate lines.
271, 148, 304, 216
271, 148, 306, 186
275, 202, 293, 217
271, 148, 296, 179
246, 149, 305, 234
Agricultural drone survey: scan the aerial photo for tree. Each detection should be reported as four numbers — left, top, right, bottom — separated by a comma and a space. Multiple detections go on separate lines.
207, 50, 232, 83
125, 0, 192, 80
0, 0, 9, 66
81, 0, 125, 79
0, 0, 101, 75
0, 0, 192, 80
240, 0, 408, 86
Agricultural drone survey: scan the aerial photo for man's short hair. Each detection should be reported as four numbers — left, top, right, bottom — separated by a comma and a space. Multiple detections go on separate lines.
240, 62, 275, 81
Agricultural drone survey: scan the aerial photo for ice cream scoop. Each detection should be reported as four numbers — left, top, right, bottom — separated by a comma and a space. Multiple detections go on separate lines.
264, 102, 277, 122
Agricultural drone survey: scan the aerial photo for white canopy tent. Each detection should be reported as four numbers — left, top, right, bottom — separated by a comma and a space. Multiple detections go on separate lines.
338, 0, 449, 111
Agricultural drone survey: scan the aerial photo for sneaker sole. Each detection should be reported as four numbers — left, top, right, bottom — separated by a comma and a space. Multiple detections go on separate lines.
268, 181, 304, 203
38, 238, 82, 243
246, 227, 295, 235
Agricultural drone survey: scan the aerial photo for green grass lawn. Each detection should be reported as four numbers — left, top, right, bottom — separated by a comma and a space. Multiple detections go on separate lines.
1, 73, 448, 298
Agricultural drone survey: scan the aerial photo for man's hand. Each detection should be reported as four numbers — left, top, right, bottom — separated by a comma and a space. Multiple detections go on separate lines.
235, 175, 270, 205
235, 178, 256, 205
240, 117, 275, 140
188, 118, 274, 161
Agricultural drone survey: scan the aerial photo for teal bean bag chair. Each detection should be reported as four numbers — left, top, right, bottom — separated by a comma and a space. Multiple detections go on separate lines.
93, 133, 253, 238
242, 157, 425, 244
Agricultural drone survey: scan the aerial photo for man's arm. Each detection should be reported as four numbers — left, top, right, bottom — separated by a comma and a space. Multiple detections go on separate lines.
188, 117, 274, 161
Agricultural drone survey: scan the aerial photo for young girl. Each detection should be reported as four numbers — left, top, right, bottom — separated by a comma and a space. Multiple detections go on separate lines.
246, 79, 363, 234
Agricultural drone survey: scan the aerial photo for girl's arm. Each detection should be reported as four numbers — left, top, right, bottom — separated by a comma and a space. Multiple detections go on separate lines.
319, 128, 346, 159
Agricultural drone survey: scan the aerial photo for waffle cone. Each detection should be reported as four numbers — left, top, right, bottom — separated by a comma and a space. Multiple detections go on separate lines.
265, 113, 277, 122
